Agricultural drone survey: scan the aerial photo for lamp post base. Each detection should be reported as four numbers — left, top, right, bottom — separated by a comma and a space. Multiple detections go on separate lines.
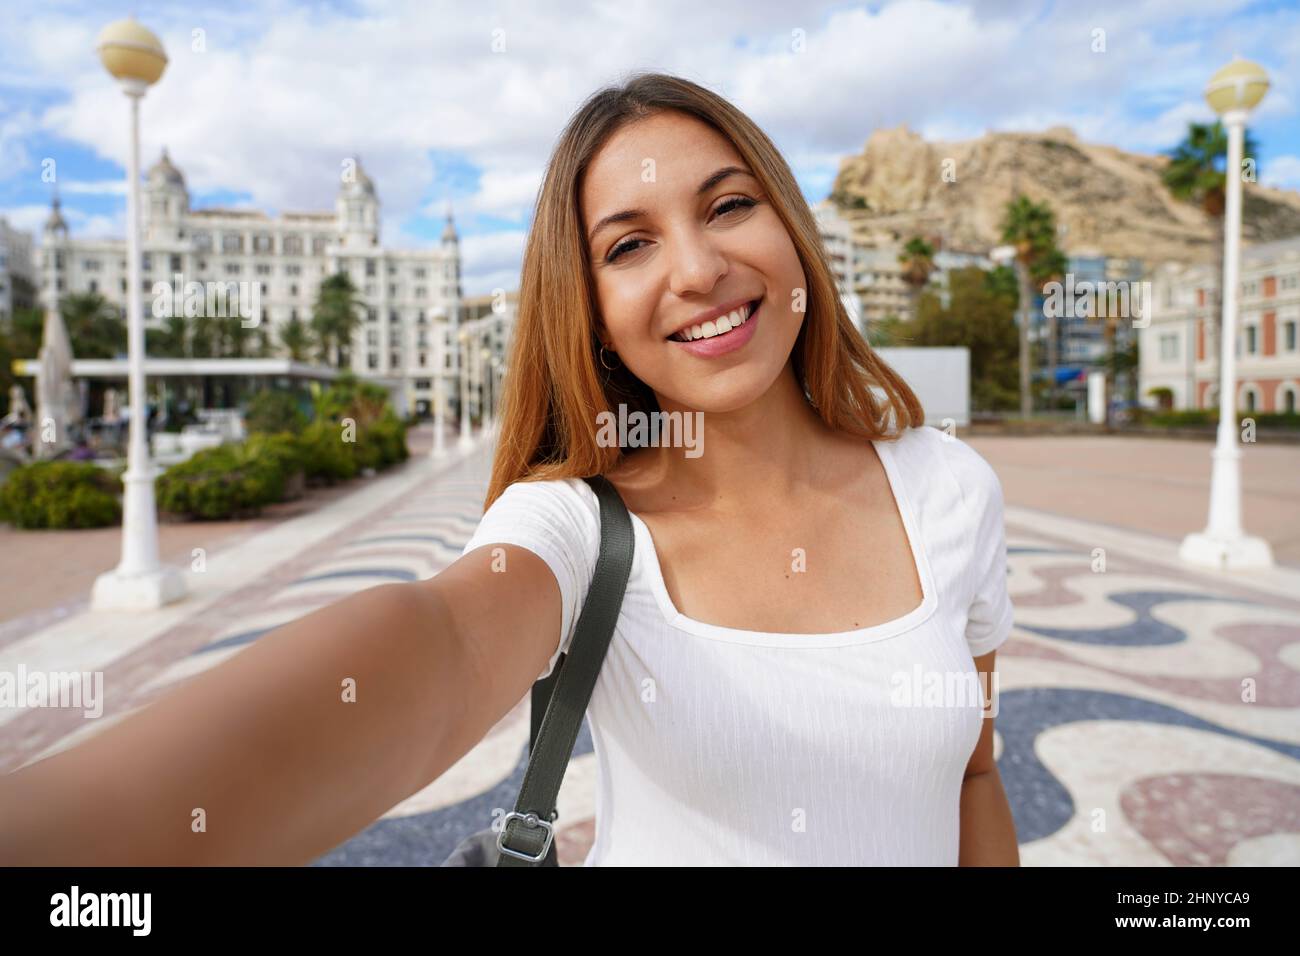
91, 565, 187, 611
1179, 530, 1274, 570
457, 430, 475, 451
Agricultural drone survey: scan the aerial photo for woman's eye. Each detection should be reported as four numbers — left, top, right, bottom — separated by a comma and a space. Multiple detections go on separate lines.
604, 197, 757, 263
606, 238, 645, 263
714, 196, 757, 218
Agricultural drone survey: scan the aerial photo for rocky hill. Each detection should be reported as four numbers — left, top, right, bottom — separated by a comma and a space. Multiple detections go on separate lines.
829, 125, 1300, 266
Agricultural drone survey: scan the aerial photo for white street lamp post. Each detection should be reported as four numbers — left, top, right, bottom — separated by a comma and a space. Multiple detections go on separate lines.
490, 357, 501, 437
1180, 57, 1274, 570
480, 346, 493, 434
92, 19, 186, 610
430, 372, 446, 458
457, 329, 473, 450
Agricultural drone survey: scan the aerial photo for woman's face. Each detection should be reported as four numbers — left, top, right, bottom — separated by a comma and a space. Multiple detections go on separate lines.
580, 110, 807, 416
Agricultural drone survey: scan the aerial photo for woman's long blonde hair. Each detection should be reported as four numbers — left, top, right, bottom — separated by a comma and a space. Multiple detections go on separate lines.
481, 71, 923, 509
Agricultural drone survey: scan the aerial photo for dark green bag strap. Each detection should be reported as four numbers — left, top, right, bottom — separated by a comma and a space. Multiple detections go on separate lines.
497, 473, 634, 866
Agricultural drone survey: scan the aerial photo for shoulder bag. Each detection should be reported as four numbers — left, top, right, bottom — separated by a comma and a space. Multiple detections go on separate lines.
439, 473, 634, 866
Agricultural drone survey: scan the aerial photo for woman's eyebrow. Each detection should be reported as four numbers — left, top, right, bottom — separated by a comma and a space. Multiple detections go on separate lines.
586, 165, 755, 244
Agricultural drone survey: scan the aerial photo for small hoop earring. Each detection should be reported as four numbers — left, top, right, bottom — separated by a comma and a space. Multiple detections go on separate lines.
599, 344, 621, 371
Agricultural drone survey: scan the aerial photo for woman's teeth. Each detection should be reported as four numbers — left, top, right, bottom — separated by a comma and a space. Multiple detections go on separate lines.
672, 300, 756, 342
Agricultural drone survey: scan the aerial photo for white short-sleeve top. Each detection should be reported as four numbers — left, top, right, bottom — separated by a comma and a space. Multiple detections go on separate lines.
460, 423, 1014, 866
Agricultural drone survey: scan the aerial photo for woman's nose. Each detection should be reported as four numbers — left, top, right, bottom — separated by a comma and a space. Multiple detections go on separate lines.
667, 225, 728, 298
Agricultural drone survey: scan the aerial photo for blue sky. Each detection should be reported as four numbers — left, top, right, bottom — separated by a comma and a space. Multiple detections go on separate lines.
2, 0, 1297, 295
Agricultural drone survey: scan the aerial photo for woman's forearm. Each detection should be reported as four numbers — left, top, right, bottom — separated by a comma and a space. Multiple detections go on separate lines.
0, 580, 467, 866
958, 767, 1020, 866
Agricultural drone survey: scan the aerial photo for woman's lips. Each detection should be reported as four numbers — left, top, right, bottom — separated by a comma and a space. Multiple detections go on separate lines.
669, 298, 761, 358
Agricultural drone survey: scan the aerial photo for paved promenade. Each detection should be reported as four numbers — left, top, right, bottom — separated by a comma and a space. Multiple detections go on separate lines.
1, 425, 1298, 865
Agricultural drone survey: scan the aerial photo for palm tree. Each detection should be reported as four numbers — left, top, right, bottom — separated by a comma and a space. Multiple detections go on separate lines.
278, 313, 316, 363
188, 313, 223, 408
311, 272, 365, 369
146, 315, 188, 358
1030, 245, 1069, 412
999, 195, 1061, 417
0, 306, 43, 419
253, 326, 274, 359
898, 236, 938, 320
59, 292, 127, 359
144, 315, 189, 415
1078, 286, 1122, 426
1162, 120, 1258, 408
226, 319, 256, 359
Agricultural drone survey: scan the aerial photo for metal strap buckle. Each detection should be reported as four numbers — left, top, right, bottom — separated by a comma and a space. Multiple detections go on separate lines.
497, 810, 557, 862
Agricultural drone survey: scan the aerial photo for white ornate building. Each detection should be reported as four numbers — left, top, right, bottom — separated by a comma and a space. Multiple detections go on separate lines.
1142, 236, 1300, 414
0, 215, 36, 324
812, 200, 868, 334
37, 150, 511, 418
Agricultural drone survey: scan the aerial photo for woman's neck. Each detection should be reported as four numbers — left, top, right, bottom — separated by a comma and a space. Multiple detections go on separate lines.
629, 360, 848, 517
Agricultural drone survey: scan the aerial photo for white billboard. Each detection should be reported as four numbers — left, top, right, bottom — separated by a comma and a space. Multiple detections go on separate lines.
875, 347, 971, 427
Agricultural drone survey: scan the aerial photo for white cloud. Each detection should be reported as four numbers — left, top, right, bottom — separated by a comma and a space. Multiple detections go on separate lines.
440, 165, 543, 222
0, 203, 53, 234
459, 229, 527, 295
1262, 154, 1300, 190
0, 201, 120, 239
61, 179, 127, 195
0, 0, 1295, 291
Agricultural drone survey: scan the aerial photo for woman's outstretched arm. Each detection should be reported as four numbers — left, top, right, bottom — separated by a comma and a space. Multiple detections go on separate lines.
0, 543, 562, 866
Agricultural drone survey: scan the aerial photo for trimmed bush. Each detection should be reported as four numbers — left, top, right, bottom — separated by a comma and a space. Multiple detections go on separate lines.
1252, 412, 1300, 429
346, 414, 407, 472
371, 414, 410, 466
245, 389, 310, 435
1146, 409, 1217, 427
1146, 410, 1300, 429
0, 461, 121, 529
242, 431, 306, 500
156, 444, 282, 520
298, 419, 359, 485
314, 372, 390, 429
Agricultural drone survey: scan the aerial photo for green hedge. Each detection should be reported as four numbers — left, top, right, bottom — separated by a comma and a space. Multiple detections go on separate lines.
1145, 409, 1216, 427
243, 431, 306, 500
355, 414, 408, 471
298, 419, 359, 485
1146, 409, 1300, 429
0, 461, 122, 529
245, 389, 310, 435
298, 412, 408, 484
153, 380, 411, 519
156, 444, 284, 520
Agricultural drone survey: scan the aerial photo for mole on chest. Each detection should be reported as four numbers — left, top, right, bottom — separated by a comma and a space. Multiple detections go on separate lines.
657, 529, 921, 634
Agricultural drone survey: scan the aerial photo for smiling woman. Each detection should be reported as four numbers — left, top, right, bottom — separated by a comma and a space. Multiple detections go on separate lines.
489, 75, 924, 488
0, 70, 1016, 870
457, 71, 1019, 865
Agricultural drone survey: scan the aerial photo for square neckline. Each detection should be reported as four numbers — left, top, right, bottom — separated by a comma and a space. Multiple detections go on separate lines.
623, 430, 939, 647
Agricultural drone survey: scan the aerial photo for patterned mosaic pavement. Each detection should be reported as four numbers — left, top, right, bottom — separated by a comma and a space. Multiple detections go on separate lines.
3, 435, 1299, 866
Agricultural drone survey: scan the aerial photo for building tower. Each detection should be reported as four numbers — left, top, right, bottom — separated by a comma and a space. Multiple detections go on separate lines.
141, 147, 189, 243
336, 155, 380, 250
41, 191, 70, 313
441, 202, 461, 293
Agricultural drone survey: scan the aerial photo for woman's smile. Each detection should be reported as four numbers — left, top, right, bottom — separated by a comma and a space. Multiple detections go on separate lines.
668, 296, 762, 358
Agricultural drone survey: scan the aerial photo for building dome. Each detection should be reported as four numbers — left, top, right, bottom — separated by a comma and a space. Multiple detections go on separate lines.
44, 194, 68, 235
147, 147, 185, 188
441, 202, 459, 244
341, 156, 376, 199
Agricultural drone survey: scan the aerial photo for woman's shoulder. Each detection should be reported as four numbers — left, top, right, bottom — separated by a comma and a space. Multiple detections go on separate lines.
462, 474, 602, 556
488, 474, 599, 512
884, 424, 1004, 511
